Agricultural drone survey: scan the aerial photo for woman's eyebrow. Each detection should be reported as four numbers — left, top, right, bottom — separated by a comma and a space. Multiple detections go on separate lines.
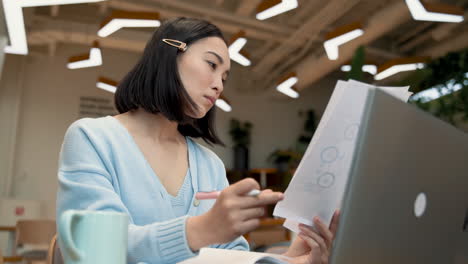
206, 51, 224, 64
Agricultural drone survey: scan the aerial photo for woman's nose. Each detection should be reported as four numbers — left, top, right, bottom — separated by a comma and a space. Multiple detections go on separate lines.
212, 78, 224, 93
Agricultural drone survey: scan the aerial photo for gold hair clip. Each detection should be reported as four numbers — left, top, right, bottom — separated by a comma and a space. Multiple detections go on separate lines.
162, 39, 187, 51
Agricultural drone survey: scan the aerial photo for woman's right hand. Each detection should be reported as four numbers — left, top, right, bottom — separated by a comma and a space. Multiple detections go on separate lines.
186, 178, 284, 250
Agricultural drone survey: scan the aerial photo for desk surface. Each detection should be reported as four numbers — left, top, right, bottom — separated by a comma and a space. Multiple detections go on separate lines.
259, 218, 285, 227
0, 226, 15, 232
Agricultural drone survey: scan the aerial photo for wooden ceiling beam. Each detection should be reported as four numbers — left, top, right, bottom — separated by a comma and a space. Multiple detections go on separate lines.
28, 16, 149, 53
293, 1, 412, 91
107, 0, 299, 44
235, 0, 262, 16
399, 10, 468, 52
143, 0, 293, 35
252, 0, 361, 76
422, 29, 468, 58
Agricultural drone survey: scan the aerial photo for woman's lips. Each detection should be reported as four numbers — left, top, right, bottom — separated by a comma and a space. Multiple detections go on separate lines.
204, 96, 216, 105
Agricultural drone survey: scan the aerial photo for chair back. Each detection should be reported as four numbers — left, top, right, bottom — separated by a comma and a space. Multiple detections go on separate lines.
15, 219, 56, 246
46, 234, 64, 264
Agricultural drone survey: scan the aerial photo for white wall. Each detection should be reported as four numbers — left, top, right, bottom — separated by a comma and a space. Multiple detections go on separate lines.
211, 81, 333, 170
0, 56, 25, 197
0, 43, 334, 219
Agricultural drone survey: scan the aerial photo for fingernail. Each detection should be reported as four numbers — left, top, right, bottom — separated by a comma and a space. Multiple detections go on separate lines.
314, 217, 320, 223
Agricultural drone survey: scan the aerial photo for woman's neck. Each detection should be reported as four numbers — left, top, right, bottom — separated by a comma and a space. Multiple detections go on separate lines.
119, 108, 184, 144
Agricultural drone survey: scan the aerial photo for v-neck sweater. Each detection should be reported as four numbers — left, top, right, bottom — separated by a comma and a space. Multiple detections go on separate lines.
169, 169, 193, 216
56, 116, 249, 264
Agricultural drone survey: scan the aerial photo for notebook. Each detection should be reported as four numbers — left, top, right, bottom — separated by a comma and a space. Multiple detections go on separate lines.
177, 248, 292, 264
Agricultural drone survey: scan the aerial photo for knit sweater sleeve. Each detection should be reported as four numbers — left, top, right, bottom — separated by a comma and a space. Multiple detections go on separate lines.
56, 121, 196, 264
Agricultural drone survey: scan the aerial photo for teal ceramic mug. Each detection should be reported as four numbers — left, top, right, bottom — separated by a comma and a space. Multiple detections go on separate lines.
58, 210, 128, 264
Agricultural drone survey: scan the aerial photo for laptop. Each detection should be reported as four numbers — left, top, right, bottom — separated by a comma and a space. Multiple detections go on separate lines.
330, 88, 468, 264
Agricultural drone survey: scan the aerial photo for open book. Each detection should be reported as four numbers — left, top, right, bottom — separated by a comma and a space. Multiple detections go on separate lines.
177, 248, 292, 264
273, 80, 412, 233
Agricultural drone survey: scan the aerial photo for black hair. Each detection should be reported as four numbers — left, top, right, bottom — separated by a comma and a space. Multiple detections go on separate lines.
115, 17, 226, 145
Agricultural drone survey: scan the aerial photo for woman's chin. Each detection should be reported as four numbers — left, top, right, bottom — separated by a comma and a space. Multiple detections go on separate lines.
187, 109, 208, 119
185, 103, 212, 119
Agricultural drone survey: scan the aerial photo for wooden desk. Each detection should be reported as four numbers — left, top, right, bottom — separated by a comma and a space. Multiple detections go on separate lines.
0, 226, 16, 257
3, 256, 23, 263
244, 218, 291, 247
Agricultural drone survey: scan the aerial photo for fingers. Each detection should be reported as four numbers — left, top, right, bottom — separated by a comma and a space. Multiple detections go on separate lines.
240, 207, 265, 220
329, 210, 340, 236
226, 179, 283, 208
313, 217, 333, 249
299, 224, 329, 258
229, 178, 260, 195
297, 232, 322, 264
237, 218, 260, 235
240, 190, 284, 208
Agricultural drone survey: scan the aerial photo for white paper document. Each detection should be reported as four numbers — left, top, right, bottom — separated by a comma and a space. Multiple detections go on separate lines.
274, 80, 412, 233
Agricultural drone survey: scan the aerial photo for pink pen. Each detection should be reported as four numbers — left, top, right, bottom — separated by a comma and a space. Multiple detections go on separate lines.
195, 189, 261, 200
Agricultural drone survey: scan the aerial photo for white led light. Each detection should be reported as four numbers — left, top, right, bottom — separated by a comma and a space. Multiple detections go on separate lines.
228, 37, 251, 67
324, 29, 364, 60
362, 65, 377, 75
67, 48, 102, 69
97, 82, 116, 93
405, 0, 464, 23
3, 0, 107, 55
98, 19, 161, 38
276, 77, 299, 98
215, 99, 232, 112
340, 65, 352, 72
256, 0, 298, 20
374, 63, 425, 81
340, 64, 377, 75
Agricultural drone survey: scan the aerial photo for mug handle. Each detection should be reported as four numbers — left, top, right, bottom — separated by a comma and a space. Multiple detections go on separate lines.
59, 210, 84, 261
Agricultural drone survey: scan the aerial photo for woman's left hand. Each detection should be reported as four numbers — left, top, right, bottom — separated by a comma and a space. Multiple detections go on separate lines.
283, 210, 340, 264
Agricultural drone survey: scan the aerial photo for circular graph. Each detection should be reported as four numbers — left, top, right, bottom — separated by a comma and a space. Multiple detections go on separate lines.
320, 146, 339, 163
344, 123, 359, 140
317, 172, 335, 188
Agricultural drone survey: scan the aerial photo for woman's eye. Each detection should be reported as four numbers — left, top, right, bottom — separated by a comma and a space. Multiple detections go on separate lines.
207, 61, 217, 70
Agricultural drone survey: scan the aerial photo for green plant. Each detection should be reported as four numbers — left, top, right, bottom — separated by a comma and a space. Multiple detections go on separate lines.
296, 109, 317, 154
347, 46, 366, 81
229, 118, 253, 147
267, 109, 318, 169
267, 149, 302, 165
267, 149, 302, 189
400, 48, 468, 126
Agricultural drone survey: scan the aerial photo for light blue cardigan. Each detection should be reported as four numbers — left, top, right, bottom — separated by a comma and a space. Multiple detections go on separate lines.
56, 116, 249, 264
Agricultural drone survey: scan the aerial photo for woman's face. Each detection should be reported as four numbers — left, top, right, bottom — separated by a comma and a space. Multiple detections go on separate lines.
177, 36, 230, 118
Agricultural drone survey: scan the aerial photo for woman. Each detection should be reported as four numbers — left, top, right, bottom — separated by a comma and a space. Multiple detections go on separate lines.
57, 17, 339, 264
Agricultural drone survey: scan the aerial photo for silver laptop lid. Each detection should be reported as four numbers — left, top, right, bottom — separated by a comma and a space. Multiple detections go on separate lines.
331, 88, 468, 264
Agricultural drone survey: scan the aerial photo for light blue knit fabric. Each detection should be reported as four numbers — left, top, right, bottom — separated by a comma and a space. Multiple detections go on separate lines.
56, 116, 249, 264
169, 170, 193, 217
